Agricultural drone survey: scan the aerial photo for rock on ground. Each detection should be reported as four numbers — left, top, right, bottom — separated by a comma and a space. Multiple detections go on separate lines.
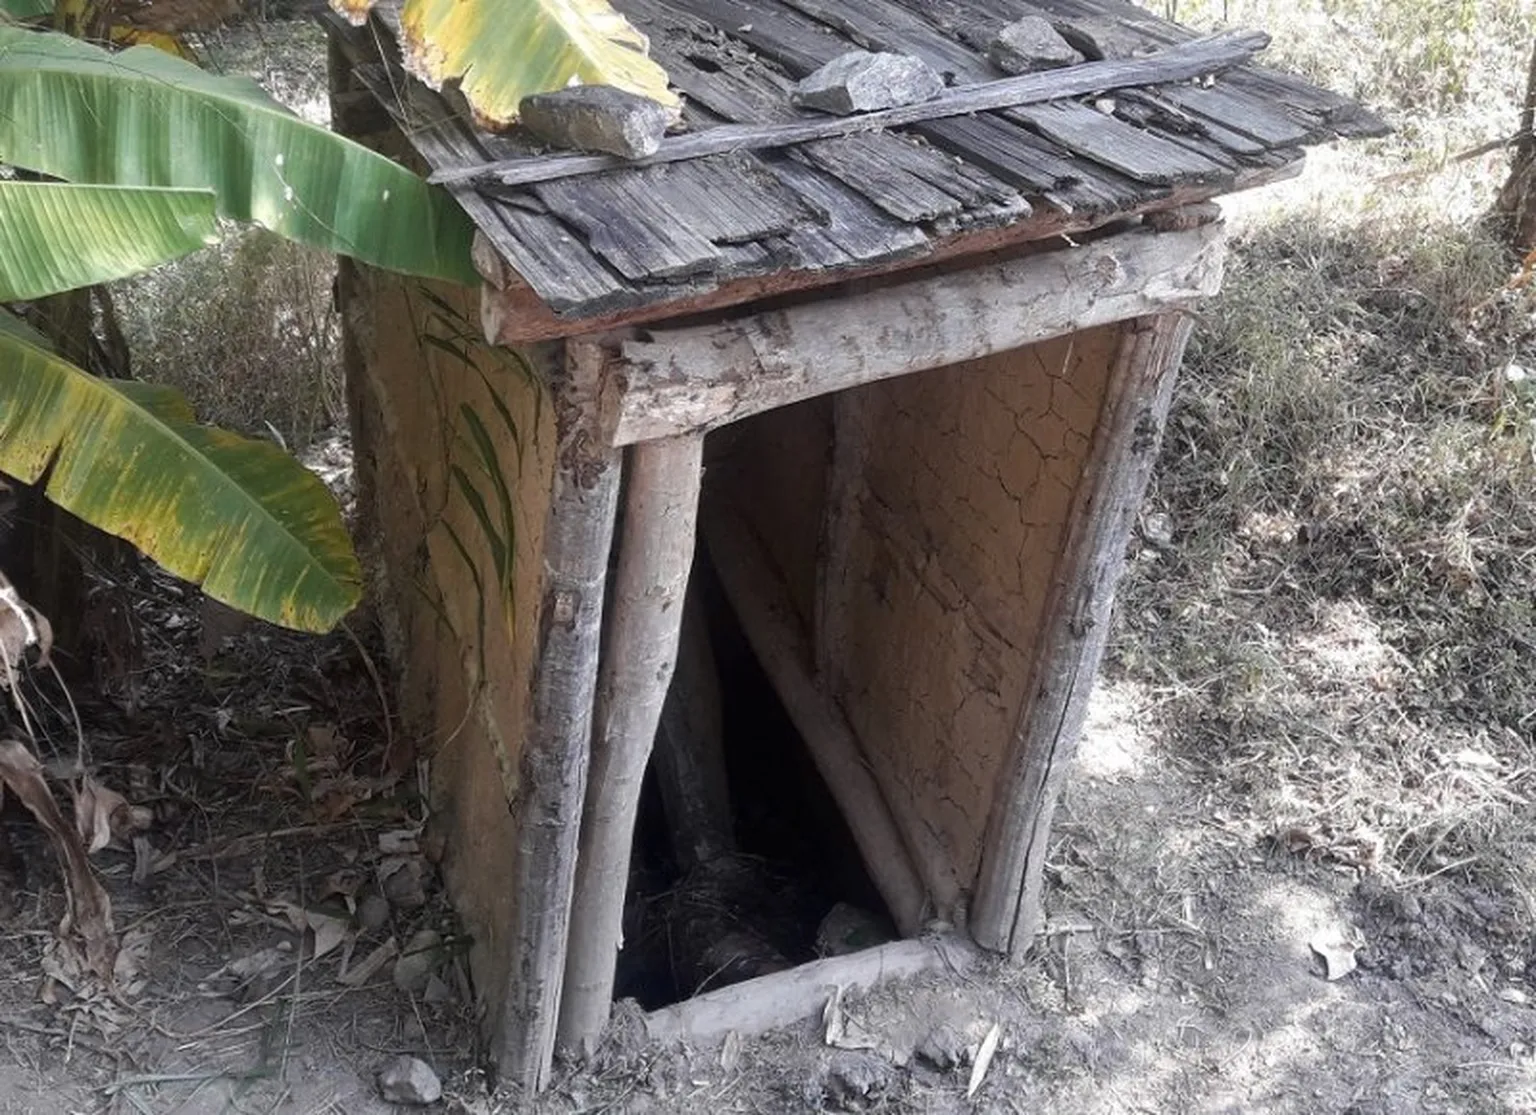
376, 1055, 442, 1105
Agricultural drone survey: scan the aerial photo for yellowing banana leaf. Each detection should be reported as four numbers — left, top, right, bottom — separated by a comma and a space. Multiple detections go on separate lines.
333, 0, 677, 131
0, 311, 362, 632
0, 181, 218, 301
0, 25, 477, 284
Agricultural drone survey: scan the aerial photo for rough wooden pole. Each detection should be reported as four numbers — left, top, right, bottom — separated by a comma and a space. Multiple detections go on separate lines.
704, 508, 929, 936
495, 341, 622, 1092
652, 587, 736, 871
558, 433, 704, 1059
969, 311, 1197, 956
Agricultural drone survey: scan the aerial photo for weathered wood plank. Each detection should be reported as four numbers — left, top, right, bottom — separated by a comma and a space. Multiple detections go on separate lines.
612, 222, 1224, 443
651, 0, 846, 74
643, 935, 976, 1047
478, 163, 1293, 343
1158, 81, 1320, 148
646, 156, 819, 243
430, 31, 1273, 186
765, 156, 931, 265
969, 310, 1197, 956
559, 433, 704, 1060
1118, 88, 1269, 157
796, 134, 1026, 224
1009, 99, 1232, 186
703, 505, 930, 936
777, 0, 993, 80
532, 174, 722, 281
915, 113, 1153, 214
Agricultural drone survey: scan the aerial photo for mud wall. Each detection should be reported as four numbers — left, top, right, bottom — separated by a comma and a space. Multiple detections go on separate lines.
340, 260, 554, 1032
820, 327, 1122, 901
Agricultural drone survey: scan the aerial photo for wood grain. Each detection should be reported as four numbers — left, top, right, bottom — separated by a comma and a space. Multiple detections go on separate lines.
611, 222, 1224, 443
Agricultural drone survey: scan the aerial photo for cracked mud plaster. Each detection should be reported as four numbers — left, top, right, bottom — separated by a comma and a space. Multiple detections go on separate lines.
820, 327, 1120, 893
346, 272, 555, 1036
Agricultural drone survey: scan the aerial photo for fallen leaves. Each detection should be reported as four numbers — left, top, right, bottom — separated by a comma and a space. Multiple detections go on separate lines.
0, 740, 115, 979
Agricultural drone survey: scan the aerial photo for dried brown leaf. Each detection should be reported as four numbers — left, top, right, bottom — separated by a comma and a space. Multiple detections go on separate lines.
0, 740, 114, 977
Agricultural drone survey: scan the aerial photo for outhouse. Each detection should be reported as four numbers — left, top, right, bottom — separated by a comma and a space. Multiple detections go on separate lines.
324, 0, 1380, 1093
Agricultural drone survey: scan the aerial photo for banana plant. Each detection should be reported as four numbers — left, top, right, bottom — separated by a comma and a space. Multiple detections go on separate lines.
329, 0, 678, 130
0, 0, 676, 633
0, 25, 481, 632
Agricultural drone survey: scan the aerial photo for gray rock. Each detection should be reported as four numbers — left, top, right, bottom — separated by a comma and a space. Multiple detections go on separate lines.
357, 892, 390, 934
393, 929, 442, 994
376, 1055, 441, 1105
519, 85, 671, 159
793, 51, 943, 116
915, 1022, 967, 1071
988, 16, 1083, 75
381, 856, 427, 909
824, 1050, 894, 1107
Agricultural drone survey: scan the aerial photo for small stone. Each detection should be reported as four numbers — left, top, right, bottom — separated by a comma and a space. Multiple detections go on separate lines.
376, 1055, 442, 1105
519, 85, 672, 159
824, 1050, 893, 1107
793, 51, 943, 115
423, 973, 456, 1006
915, 1022, 967, 1071
988, 16, 1083, 75
815, 903, 890, 957
381, 856, 427, 909
1498, 987, 1530, 1006
393, 929, 442, 993
358, 892, 390, 934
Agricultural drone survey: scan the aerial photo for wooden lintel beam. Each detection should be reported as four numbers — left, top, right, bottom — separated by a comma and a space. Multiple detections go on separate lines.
610, 222, 1225, 446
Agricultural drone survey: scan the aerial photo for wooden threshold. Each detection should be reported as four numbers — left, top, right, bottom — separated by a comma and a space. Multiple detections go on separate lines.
608, 220, 1225, 445
644, 935, 977, 1048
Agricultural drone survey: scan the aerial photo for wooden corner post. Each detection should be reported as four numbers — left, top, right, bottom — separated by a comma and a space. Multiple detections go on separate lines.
558, 430, 705, 1058
969, 310, 1197, 955
494, 340, 621, 1091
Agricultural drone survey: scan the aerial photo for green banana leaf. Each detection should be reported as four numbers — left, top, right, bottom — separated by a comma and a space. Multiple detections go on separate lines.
0, 310, 362, 632
332, 0, 677, 130
0, 25, 476, 284
0, 181, 218, 300
0, 0, 51, 20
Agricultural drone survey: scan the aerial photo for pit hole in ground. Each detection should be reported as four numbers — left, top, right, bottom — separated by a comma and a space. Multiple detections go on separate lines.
613, 556, 895, 1010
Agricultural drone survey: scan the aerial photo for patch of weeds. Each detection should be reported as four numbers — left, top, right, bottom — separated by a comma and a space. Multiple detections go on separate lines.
1112, 189, 1536, 919
114, 224, 342, 451
113, 19, 340, 451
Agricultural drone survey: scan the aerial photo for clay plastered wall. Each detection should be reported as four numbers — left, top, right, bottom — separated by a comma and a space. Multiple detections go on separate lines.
820, 325, 1124, 898
705, 395, 832, 634
344, 266, 554, 1025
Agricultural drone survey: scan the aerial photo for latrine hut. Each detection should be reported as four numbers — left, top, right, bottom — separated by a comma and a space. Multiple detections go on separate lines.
324, 0, 1381, 1093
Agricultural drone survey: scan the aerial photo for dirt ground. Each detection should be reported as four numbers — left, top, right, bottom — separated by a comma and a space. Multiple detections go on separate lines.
1, 611, 1530, 1114
4, 5, 1535, 1113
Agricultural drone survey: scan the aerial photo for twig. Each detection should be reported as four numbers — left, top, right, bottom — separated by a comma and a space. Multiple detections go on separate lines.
339, 618, 396, 775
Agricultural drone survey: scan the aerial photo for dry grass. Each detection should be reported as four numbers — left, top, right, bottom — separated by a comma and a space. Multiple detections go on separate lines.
112, 20, 342, 451
1111, 1, 1536, 915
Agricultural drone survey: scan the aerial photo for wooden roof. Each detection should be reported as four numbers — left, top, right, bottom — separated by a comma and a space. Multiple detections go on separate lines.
327, 0, 1385, 328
